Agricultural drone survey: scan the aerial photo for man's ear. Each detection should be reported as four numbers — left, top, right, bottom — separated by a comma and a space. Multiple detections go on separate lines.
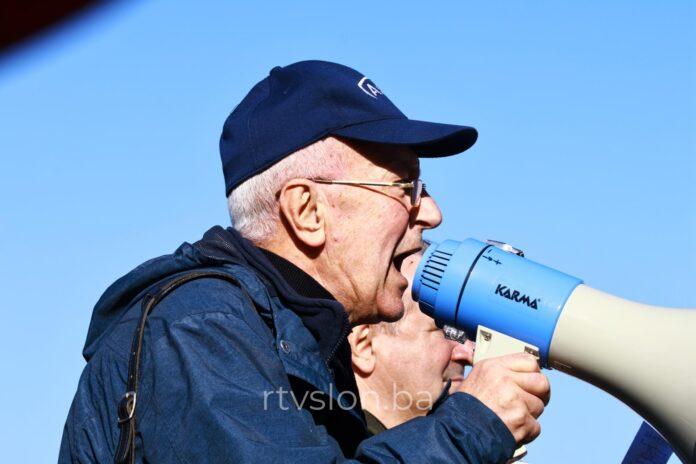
277, 179, 326, 248
348, 325, 376, 377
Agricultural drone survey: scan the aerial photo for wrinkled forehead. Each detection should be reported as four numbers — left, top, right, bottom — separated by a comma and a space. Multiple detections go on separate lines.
340, 138, 421, 179
377, 148, 420, 179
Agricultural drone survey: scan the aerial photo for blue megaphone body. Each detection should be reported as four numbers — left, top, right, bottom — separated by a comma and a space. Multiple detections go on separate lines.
411, 238, 696, 463
412, 238, 582, 367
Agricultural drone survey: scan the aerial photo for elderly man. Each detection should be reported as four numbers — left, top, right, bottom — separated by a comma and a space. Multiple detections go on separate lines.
59, 61, 549, 464
349, 252, 477, 433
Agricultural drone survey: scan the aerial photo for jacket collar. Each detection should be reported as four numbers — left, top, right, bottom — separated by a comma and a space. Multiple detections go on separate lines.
193, 226, 351, 364
194, 226, 360, 412
259, 248, 351, 362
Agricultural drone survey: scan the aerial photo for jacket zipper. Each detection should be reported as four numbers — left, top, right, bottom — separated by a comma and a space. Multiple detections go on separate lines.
325, 313, 351, 369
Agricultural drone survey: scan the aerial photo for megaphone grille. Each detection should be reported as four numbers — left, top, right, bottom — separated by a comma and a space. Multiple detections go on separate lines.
420, 249, 451, 292
416, 247, 453, 315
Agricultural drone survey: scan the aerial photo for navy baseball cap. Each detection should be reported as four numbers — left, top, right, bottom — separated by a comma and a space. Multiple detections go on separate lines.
220, 60, 478, 195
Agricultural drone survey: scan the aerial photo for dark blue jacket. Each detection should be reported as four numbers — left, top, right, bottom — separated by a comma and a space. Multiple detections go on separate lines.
59, 226, 516, 463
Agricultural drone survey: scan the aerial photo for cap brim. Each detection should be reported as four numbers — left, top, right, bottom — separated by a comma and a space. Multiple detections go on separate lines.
331, 118, 477, 157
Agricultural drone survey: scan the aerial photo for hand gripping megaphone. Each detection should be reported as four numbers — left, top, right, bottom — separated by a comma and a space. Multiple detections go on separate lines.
412, 239, 696, 463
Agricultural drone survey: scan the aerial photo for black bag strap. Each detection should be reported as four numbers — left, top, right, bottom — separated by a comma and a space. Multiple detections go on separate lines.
114, 270, 255, 464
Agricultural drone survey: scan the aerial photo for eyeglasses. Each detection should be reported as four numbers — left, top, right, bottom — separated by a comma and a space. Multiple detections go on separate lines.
443, 325, 468, 344
310, 178, 425, 208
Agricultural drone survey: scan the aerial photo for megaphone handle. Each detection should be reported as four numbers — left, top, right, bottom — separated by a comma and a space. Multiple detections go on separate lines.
473, 326, 540, 463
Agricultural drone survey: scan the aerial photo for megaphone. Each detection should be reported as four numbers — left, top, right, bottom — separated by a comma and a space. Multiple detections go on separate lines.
412, 239, 696, 463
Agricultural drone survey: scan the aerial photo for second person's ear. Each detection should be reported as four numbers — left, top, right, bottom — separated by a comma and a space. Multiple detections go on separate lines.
348, 325, 376, 376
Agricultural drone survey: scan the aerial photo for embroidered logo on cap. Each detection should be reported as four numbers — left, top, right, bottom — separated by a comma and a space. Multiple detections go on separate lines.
357, 77, 383, 98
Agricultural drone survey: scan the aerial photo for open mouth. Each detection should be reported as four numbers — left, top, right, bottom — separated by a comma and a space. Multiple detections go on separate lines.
393, 254, 407, 272
392, 248, 421, 273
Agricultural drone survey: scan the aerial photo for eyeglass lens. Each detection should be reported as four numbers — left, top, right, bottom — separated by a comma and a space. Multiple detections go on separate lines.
411, 179, 423, 207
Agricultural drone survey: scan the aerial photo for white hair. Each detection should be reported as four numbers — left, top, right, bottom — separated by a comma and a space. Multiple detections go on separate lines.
227, 137, 348, 243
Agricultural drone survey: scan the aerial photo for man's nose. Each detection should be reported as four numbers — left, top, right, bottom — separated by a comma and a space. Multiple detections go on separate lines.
450, 340, 475, 366
413, 195, 442, 229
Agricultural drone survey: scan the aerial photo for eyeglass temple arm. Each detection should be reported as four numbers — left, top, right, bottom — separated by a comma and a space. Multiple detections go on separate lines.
313, 180, 413, 188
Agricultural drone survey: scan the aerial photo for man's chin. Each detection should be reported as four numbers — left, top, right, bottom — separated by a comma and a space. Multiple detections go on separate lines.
448, 376, 465, 392
376, 298, 405, 323
444, 366, 467, 391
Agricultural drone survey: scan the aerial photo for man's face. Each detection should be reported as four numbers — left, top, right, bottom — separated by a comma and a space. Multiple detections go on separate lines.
369, 254, 474, 413
320, 140, 442, 324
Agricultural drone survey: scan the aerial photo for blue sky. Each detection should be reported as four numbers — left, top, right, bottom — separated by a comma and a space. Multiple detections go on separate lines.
0, 1, 693, 462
